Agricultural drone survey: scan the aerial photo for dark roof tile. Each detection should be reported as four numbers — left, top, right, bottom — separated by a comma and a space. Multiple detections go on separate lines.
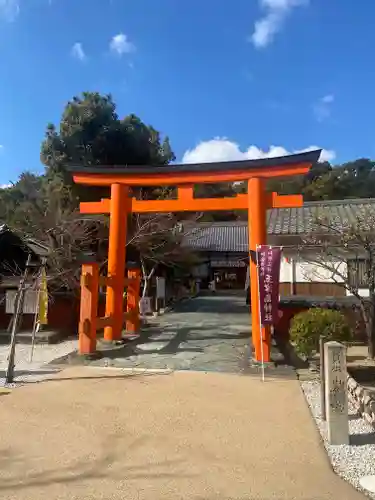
183, 198, 375, 251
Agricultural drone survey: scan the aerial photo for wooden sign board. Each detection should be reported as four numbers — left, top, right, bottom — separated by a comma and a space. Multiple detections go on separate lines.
139, 297, 152, 315
156, 277, 166, 299
6, 289, 38, 314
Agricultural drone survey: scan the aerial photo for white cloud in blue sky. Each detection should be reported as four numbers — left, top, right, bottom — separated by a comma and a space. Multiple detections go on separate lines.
0, 0, 20, 22
182, 138, 335, 164
71, 42, 86, 61
313, 94, 335, 122
251, 0, 309, 48
110, 33, 135, 56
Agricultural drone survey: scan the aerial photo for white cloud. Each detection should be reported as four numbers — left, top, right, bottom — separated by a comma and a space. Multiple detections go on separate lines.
250, 0, 308, 49
71, 42, 86, 61
110, 33, 135, 56
0, 0, 20, 22
0, 183, 11, 189
313, 94, 334, 122
321, 94, 334, 104
182, 138, 335, 165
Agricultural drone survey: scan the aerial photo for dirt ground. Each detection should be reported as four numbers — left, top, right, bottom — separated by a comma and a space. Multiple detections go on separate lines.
0, 367, 365, 500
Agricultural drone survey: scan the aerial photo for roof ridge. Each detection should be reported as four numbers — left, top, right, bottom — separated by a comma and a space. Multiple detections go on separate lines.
191, 221, 248, 227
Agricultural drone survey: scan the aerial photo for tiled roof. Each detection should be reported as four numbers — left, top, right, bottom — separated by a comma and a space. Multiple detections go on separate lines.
184, 222, 249, 252
0, 225, 49, 257
183, 198, 375, 252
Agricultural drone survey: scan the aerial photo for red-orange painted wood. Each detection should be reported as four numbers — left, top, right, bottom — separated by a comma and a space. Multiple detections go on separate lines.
104, 184, 129, 341
78, 263, 99, 355
81, 199, 110, 214
131, 196, 249, 213
80, 195, 249, 214
73, 163, 311, 187
267, 193, 304, 209
177, 185, 194, 202
74, 159, 314, 360
248, 177, 271, 363
79, 192, 304, 215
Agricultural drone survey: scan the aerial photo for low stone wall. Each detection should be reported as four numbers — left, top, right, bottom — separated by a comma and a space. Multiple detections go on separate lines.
347, 374, 375, 428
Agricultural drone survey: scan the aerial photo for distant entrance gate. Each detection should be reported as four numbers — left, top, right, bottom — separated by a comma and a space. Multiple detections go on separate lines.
70, 150, 320, 362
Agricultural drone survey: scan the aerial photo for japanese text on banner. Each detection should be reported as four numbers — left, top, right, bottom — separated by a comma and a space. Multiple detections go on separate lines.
257, 246, 282, 326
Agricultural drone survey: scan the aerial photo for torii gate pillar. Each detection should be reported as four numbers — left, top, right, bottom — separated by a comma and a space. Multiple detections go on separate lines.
104, 183, 129, 341
248, 177, 268, 361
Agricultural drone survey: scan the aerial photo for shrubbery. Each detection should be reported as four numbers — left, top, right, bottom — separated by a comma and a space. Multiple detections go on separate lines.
289, 307, 352, 358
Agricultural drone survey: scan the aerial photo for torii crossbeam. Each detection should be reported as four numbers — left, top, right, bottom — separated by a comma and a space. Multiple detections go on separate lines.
70, 149, 320, 362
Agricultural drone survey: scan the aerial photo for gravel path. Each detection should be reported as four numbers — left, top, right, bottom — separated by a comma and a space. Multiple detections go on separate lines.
0, 339, 77, 387
0, 368, 365, 500
302, 380, 375, 498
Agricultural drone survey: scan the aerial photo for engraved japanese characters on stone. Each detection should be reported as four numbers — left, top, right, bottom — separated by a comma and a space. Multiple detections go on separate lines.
324, 341, 349, 445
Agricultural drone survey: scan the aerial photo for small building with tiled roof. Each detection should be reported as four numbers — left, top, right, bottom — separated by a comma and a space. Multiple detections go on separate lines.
182, 198, 375, 296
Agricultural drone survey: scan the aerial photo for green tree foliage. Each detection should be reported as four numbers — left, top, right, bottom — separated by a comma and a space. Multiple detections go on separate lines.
40, 91, 175, 202
0, 92, 178, 292
194, 182, 239, 221
266, 158, 375, 201
41, 92, 175, 172
289, 308, 351, 358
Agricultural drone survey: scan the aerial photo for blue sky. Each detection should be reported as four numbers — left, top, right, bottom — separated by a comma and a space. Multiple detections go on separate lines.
0, 0, 373, 185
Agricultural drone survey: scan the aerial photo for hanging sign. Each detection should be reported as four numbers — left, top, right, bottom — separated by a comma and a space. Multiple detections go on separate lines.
38, 268, 48, 325
257, 245, 282, 326
211, 259, 246, 268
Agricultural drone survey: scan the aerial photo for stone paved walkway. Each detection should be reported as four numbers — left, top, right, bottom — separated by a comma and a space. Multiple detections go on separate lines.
62, 293, 253, 373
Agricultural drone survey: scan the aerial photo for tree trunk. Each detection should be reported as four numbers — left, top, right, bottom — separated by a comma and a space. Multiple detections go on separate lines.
140, 260, 157, 299
370, 318, 375, 359
361, 299, 375, 359
369, 296, 375, 359
142, 278, 148, 298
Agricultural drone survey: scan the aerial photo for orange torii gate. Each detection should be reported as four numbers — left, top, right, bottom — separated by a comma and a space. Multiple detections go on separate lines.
70, 149, 321, 362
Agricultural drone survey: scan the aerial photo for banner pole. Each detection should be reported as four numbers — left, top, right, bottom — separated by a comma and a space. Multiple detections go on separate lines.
256, 245, 265, 382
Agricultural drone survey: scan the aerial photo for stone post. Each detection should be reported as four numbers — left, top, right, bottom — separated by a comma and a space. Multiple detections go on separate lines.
324, 341, 349, 445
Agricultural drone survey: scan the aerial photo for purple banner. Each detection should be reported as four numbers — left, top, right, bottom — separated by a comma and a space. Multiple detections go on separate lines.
257, 245, 282, 326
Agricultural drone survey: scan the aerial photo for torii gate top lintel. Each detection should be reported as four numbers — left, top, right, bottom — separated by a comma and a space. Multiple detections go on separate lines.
72, 149, 321, 364
70, 149, 321, 187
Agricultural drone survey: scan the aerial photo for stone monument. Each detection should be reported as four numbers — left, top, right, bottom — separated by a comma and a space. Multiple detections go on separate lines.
324, 341, 349, 445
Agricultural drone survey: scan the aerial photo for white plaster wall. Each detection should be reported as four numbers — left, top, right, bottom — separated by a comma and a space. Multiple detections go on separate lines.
280, 256, 370, 297
347, 288, 370, 297
279, 258, 346, 284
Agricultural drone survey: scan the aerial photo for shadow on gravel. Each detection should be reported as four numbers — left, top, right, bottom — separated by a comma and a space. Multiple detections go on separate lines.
24, 371, 173, 386
0, 369, 61, 385
52, 323, 249, 366
350, 432, 375, 446
0, 435, 192, 492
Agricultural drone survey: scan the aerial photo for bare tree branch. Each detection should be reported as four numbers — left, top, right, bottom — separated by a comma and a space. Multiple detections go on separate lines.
299, 209, 375, 358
